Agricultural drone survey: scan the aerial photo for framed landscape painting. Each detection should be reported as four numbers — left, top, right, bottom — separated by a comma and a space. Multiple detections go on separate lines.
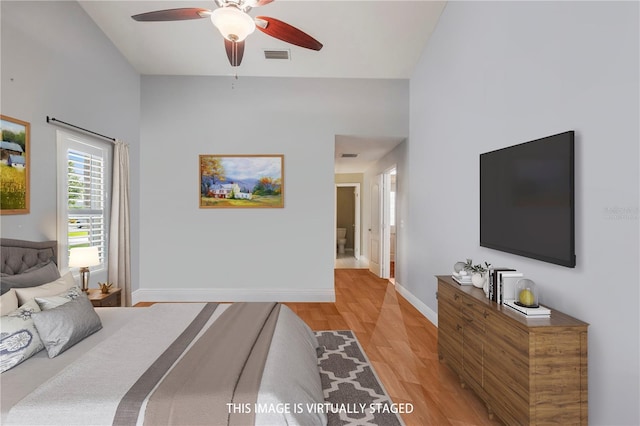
1, 115, 30, 214
200, 154, 284, 208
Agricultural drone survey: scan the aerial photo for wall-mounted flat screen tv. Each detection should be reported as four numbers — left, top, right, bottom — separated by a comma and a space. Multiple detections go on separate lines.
480, 131, 575, 267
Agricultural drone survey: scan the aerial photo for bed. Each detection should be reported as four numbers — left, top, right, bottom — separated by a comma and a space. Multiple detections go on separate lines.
0, 239, 327, 426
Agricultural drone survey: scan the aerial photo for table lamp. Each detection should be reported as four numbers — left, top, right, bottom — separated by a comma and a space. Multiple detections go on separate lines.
69, 247, 100, 292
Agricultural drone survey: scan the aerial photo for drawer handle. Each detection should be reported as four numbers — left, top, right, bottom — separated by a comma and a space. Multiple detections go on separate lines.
454, 294, 460, 301
483, 311, 489, 319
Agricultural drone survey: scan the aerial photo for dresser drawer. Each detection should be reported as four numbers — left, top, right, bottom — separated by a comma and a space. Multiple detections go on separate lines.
461, 295, 487, 332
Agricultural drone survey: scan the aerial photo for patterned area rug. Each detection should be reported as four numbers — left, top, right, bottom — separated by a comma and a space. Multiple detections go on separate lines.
316, 330, 405, 426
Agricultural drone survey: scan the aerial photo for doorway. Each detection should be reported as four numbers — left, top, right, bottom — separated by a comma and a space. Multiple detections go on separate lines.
335, 183, 366, 268
368, 166, 397, 280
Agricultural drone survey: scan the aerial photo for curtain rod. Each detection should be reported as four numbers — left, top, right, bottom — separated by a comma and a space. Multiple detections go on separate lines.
46, 116, 116, 143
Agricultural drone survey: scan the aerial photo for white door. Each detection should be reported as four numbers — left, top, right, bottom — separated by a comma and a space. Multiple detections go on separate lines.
369, 174, 384, 277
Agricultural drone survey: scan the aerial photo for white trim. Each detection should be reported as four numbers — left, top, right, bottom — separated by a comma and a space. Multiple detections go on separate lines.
368, 173, 384, 277
394, 281, 438, 327
132, 288, 336, 305
56, 130, 110, 278
381, 171, 391, 278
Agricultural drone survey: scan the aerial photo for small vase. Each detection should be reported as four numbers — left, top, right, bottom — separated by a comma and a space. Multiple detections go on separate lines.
471, 272, 485, 289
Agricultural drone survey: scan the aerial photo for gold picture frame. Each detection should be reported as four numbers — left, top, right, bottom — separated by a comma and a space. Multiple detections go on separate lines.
1, 115, 30, 214
200, 154, 284, 209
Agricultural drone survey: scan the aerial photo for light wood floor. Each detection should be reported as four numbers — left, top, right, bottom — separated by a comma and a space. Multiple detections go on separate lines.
285, 269, 502, 426
137, 269, 502, 425
334, 251, 369, 269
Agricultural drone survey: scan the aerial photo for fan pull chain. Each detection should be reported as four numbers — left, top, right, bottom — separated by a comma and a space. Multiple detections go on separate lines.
230, 72, 239, 90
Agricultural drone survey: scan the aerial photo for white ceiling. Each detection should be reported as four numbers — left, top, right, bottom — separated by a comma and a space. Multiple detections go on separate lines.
79, 0, 446, 172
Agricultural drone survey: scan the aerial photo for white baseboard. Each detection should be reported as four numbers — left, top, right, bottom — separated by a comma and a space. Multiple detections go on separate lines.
394, 281, 438, 327
132, 287, 336, 305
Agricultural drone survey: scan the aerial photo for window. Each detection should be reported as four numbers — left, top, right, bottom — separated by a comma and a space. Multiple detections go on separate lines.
57, 131, 110, 272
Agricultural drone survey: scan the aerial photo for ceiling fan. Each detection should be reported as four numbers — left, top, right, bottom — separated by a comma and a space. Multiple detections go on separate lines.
132, 0, 323, 67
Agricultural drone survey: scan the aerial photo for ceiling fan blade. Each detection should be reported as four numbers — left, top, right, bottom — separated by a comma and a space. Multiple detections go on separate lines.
132, 8, 211, 22
255, 16, 322, 51
224, 39, 245, 67
255, 0, 275, 6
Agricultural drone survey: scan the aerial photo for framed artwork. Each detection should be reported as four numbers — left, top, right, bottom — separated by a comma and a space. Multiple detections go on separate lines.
200, 154, 284, 208
1, 115, 30, 214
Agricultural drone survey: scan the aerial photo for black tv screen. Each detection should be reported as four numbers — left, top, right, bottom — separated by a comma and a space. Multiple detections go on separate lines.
480, 131, 575, 267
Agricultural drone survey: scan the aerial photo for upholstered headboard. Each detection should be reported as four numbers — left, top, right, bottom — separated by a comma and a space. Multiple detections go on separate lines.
0, 238, 58, 276
1, 239, 60, 295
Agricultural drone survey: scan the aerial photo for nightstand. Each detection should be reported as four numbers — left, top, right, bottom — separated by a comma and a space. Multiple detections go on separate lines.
87, 288, 122, 307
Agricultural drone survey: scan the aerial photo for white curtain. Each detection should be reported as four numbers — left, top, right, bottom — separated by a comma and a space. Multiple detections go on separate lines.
108, 140, 131, 306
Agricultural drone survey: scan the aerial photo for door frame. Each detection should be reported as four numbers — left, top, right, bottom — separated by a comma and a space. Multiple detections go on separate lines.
335, 183, 361, 260
368, 173, 384, 277
369, 166, 396, 279
386, 167, 397, 280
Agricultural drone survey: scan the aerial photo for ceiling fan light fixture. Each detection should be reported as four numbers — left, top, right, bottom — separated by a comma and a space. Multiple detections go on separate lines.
211, 7, 256, 42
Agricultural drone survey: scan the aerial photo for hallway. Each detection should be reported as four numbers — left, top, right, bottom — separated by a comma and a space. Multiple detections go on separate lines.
334, 252, 369, 269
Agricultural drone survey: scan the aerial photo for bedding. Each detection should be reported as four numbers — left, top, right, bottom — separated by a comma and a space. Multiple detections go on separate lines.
0, 300, 44, 373
0, 289, 19, 315
32, 293, 103, 358
13, 271, 76, 305
34, 285, 82, 310
1, 261, 60, 295
1, 302, 327, 426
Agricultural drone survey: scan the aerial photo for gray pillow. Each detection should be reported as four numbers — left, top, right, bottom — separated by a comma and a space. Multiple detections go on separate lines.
31, 294, 102, 358
1, 261, 61, 295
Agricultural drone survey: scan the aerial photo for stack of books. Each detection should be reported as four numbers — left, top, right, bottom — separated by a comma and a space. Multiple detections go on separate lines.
451, 271, 472, 285
487, 268, 523, 304
504, 300, 551, 318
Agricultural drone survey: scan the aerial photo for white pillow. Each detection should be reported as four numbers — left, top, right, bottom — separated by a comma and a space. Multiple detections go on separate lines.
14, 272, 76, 306
0, 289, 19, 316
0, 300, 44, 372
35, 286, 82, 310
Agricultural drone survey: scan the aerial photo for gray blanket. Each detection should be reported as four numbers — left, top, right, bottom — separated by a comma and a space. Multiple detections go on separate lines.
143, 302, 281, 426
4, 303, 326, 426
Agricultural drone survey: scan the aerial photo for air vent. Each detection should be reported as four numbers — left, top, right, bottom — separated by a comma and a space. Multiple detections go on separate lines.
341, 153, 358, 158
264, 49, 290, 60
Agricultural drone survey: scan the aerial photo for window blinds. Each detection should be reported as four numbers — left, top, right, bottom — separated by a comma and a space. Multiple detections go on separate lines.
67, 148, 105, 263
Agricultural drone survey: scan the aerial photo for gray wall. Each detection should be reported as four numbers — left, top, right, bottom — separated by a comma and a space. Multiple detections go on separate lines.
407, 1, 639, 423
0, 1, 141, 288
138, 76, 408, 301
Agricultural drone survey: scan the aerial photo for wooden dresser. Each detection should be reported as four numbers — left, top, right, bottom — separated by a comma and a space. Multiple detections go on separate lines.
437, 275, 588, 425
